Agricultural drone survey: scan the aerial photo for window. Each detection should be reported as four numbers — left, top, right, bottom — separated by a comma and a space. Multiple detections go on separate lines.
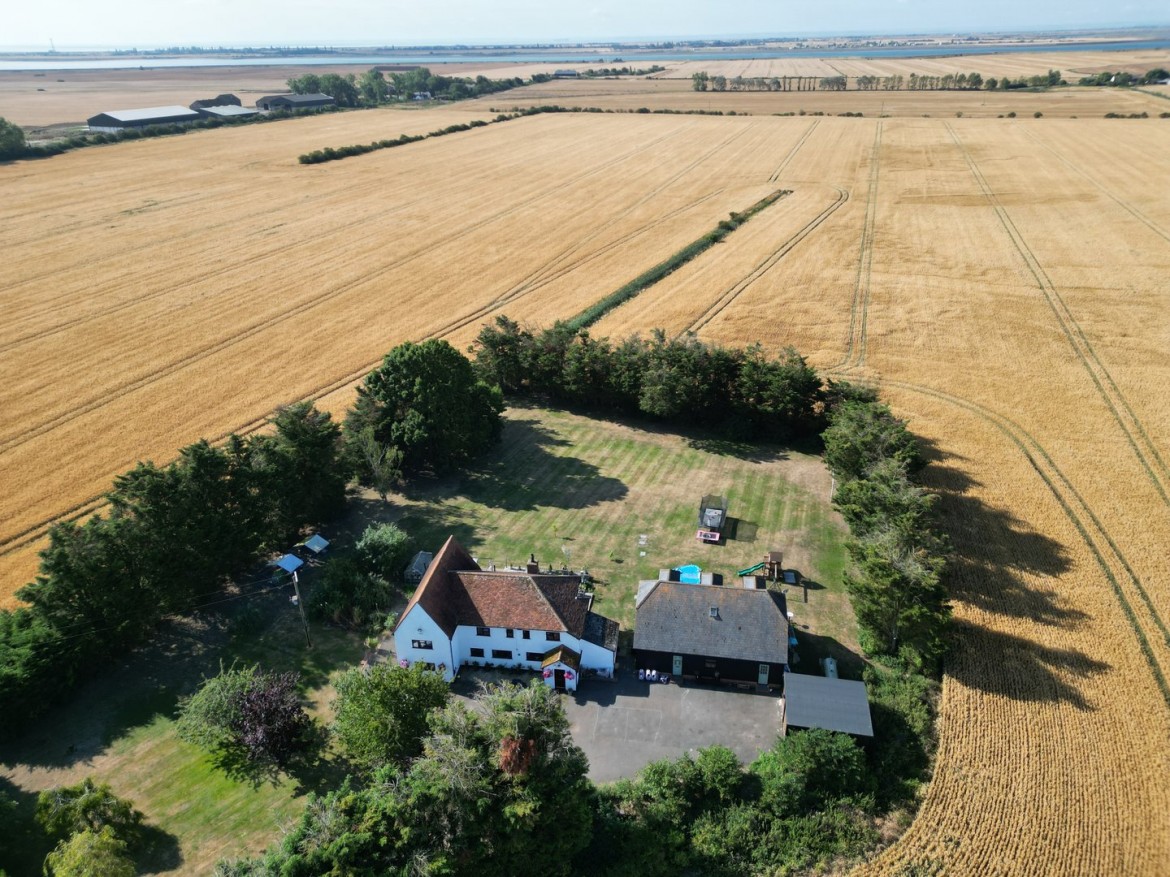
545, 631, 560, 642
491, 649, 512, 660
505, 629, 514, 638
476, 626, 490, 637
470, 648, 485, 658
411, 640, 433, 650
522, 630, 531, 640
526, 652, 544, 663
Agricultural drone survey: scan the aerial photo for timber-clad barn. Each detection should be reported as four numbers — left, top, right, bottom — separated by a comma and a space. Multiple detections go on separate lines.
633, 579, 788, 687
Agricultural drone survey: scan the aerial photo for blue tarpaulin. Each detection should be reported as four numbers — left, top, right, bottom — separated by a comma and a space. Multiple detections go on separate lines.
275, 554, 304, 574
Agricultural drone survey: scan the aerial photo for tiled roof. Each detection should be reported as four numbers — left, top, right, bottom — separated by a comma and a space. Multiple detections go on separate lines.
541, 645, 581, 670
583, 612, 620, 652
633, 580, 788, 665
394, 537, 612, 645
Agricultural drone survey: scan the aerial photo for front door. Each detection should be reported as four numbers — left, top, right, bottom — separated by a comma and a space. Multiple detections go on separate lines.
758, 663, 770, 685
554, 669, 566, 691
672, 655, 683, 676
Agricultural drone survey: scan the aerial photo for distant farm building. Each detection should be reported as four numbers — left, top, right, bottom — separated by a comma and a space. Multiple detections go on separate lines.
87, 105, 201, 133
189, 93, 242, 109
633, 579, 788, 687
194, 105, 258, 121
782, 673, 874, 738
554, 69, 580, 78
255, 93, 336, 111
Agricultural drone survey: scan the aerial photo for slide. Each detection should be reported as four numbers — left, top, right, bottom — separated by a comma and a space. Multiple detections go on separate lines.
737, 562, 766, 576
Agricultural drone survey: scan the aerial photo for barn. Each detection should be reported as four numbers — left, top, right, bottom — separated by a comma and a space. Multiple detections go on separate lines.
633, 579, 788, 687
87, 106, 201, 133
255, 93, 336, 111
195, 105, 259, 121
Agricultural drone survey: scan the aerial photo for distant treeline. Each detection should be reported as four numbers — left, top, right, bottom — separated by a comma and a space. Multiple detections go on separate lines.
1079, 68, 1169, 87
692, 69, 1068, 92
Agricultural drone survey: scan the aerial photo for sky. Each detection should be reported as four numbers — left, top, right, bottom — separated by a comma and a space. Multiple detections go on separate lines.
6, 0, 1169, 50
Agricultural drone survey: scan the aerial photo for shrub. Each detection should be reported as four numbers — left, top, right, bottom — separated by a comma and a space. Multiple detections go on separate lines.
355, 522, 412, 582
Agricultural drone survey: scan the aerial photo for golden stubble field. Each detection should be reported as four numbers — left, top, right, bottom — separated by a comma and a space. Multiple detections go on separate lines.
2, 99, 1170, 874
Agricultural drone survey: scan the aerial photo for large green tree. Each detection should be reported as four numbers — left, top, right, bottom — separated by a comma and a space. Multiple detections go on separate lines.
35, 778, 143, 846
43, 827, 135, 877
347, 339, 503, 475
330, 663, 449, 769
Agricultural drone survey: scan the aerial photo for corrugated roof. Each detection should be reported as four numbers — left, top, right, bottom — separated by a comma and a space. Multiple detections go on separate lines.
98, 105, 201, 122
783, 674, 873, 737
198, 105, 257, 117
633, 581, 787, 664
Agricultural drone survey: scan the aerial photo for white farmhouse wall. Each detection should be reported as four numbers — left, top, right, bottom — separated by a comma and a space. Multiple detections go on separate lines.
452, 625, 571, 671
395, 605, 456, 681
579, 640, 616, 677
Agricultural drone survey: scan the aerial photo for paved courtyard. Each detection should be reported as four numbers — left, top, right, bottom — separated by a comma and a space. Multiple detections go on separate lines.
454, 668, 783, 782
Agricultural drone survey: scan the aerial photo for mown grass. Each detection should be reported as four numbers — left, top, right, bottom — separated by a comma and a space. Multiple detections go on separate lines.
390, 405, 851, 637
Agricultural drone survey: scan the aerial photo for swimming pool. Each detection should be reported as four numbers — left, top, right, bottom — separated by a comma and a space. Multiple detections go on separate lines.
675, 564, 702, 585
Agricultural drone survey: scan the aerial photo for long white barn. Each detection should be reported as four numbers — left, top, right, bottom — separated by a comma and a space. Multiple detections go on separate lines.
394, 536, 618, 688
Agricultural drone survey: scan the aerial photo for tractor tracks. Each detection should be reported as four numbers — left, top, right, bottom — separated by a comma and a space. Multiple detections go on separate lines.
885, 379, 1170, 712
945, 122, 1170, 509
835, 120, 883, 371
682, 185, 850, 335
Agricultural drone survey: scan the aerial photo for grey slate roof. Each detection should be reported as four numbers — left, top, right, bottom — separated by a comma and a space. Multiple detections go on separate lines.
633, 581, 787, 665
583, 611, 619, 652
783, 673, 873, 737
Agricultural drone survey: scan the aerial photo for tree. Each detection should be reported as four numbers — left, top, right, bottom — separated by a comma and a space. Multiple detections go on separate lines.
348, 425, 401, 499
257, 402, 347, 537
349, 339, 503, 475
43, 827, 135, 877
354, 522, 412, 582
822, 400, 923, 481
35, 778, 143, 846
318, 73, 360, 107
176, 664, 313, 766
690, 71, 709, 92
750, 729, 869, 816
358, 68, 390, 104
331, 663, 449, 768
0, 117, 25, 160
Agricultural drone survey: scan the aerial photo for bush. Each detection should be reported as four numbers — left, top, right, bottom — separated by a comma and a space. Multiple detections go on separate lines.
355, 522, 412, 582
36, 779, 143, 846
0, 117, 26, 160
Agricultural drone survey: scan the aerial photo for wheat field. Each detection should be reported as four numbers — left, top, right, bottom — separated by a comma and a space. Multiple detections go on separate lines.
2, 100, 1170, 873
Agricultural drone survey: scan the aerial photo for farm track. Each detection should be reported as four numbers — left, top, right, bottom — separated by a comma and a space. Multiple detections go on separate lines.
0, 122, 702, 456
945, 122, 1170, 509
0, 120, 769, 557
886, 379, 1170, 707
836, 120, 883, 371
682, 185, 850, 335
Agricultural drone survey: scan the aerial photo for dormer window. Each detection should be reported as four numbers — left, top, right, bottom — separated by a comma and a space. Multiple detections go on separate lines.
709, 607, 719, 619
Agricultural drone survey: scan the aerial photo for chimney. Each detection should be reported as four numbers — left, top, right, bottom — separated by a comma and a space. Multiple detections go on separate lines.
526, 553, 540, 575
709, 606, 720, 619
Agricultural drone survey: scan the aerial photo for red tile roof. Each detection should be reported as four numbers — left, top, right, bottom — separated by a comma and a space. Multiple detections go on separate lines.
394, 537, 593, 638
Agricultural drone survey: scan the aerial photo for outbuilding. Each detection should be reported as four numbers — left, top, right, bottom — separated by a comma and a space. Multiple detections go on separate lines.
404, 550, 434, 585
633, 579, 788, 687
194, 105, 258, 121
255, 93, 336, 111
87, 105, 201, 133
781, 673, 873, 738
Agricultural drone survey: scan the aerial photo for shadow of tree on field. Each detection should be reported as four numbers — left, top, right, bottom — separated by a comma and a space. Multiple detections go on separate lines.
0, 775, 50, 877
946, 620, 1109, 710
137, 821, 184, 874
440, 417, 628, 512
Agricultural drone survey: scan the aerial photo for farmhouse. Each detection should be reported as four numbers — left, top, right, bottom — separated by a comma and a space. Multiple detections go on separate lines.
87, 105, 201, 132
255, 93, 336, 111
393, 536, 618, 685
633, 579, 788, 687
781, 673, 873, 738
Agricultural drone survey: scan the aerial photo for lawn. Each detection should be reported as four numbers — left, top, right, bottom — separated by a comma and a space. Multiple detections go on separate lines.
0, 604, 363, 876
380, 405, 856, 661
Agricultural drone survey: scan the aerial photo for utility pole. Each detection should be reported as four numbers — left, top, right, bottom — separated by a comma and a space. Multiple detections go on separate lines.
291, 570, 312, 648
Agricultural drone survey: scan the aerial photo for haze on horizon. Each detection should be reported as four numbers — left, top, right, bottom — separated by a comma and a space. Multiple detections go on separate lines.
6, 0, 1170, 51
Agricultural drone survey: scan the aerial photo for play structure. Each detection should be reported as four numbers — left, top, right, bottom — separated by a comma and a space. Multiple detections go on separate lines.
737, 550, 785, 580
696, 494, 728, 543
